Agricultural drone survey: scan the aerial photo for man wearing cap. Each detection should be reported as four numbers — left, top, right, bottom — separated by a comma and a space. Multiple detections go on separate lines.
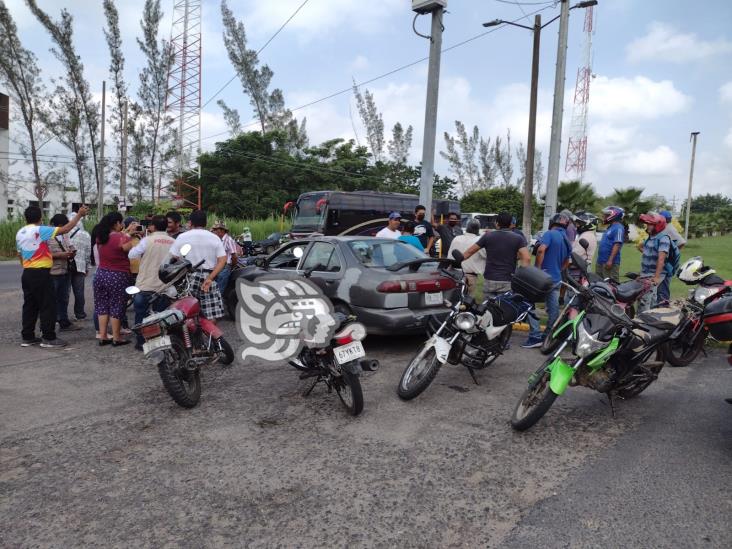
657, 210, 686, 307
376, 212, 402, 239
211, 221, 239, 294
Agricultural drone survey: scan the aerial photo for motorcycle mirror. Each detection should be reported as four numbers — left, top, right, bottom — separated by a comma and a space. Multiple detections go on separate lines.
293, 247, 304, 258
579, 238, 590, 250
451, 249, 465, 263
254, 257, 268, 268
610, 303, 627, 318
125, 286, 141, 295
179, 243, 192, 257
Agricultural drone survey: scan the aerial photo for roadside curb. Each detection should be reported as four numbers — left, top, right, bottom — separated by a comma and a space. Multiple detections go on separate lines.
513, 322, 546, 333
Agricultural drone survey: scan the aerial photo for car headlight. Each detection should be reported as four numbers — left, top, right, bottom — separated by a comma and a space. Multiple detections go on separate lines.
454, 312, 477, 331
575, 322, 606, 358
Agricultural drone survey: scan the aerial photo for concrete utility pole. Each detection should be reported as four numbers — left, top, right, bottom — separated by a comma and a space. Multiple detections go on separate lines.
98, 81, 106, 215
417, 5, 445, 219
684, 131, 700, 241
543, 0, 570, 230
523, 14, 542, 239
119, 101, 128, 211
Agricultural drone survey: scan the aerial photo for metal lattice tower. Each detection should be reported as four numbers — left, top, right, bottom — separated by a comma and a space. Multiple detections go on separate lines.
165, 0, 202, 203
565, 6, 594, 180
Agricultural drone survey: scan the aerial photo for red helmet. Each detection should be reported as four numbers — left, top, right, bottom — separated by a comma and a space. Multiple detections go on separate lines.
639, 213, 667, 235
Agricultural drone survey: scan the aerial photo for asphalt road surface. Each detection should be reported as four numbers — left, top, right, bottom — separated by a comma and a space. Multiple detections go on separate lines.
0, 261, 21, 291
0, 283, 730, 548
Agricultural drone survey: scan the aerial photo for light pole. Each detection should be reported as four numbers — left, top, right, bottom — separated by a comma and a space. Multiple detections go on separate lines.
484, 0, 596, 236
684, 131, 700, 241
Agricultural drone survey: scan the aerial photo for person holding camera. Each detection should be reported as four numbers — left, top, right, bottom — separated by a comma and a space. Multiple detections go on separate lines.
68, 223, 91, 321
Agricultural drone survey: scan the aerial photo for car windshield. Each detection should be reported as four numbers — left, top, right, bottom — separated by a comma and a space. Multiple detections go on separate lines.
347, 239, 425, 268
293, 193, 327, 230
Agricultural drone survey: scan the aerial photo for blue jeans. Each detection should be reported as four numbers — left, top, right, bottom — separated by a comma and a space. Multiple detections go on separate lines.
70, 272, 86, 319
133, 292, 170, 346
657, 275, 671, 307
639, 274, 665, 313
215, 265, 231, 296
528, 284, 560, 341
51, 274, 71, 327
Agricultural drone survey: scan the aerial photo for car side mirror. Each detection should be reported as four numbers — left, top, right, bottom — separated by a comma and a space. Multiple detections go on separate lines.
125, 286, 141, 295
179, 243, 192, 257
579, 238, 589, 250
255, 257, 269, 269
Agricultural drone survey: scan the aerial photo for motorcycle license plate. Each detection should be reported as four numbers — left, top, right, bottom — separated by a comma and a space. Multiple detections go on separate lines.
333, 341, 366, 366
425, 291, 443, 306
143, 335, 172, 356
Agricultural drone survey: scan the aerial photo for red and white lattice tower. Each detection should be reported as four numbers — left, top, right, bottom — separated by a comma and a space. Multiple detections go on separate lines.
564, 6, 594, 180
165, 0, 202, 186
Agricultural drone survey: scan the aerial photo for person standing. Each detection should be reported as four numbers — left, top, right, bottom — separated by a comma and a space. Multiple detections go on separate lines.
448, 220, 487, 297
68, 224, 91, 320
376, 212, 402, 239
211, 220, 239, 294
461, 212, 530, 300
638, 213, 672, 312
128, 215, 175, 351
523, 213, 572, 348
561, 209, 577, 244
94, 212, 137, 346
656, 210, 686, 307
596, 206, 625, 282
48, 214, 81, 332
435, 212, 463, 256
398, 221, 424, 251
169, 210, 227, 321
412, 205, 435, 254
16, 204, 88, 347
572, 214, 598, 269
166, 211, 185, 239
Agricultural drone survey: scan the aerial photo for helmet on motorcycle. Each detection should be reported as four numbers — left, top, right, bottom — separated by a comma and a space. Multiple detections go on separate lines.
601, 206, 624, 224
639, 213, 667, 235
678, 256, 716, 284
549, 212, 571, 228
158, 258, 190, 284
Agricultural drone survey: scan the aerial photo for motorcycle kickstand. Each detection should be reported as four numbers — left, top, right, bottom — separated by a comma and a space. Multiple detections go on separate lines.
606, 392, 617, 418
303, 377, 320, 397
467, 367, 480, 386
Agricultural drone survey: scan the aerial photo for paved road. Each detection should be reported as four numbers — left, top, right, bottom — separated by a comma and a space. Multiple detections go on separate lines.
0, 285, 730, 547
0, 261, 21, 291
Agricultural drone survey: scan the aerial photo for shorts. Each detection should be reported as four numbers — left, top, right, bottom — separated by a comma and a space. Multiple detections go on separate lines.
188, 270, 225, 319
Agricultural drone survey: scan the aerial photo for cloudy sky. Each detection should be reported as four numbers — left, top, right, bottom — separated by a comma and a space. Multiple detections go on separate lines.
4, 0, 732, 204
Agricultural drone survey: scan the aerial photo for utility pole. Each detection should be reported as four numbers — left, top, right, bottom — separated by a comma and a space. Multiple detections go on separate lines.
543, 0, 570, 230
119, 101, 128, 211
523, 14, 542, 238
98, 80, 106, 215
684, 131, 700, 241
416, 3, 445, 220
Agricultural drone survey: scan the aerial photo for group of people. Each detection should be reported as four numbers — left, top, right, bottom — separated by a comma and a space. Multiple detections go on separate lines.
16, 205, 239, 351
375, 205, 464, 255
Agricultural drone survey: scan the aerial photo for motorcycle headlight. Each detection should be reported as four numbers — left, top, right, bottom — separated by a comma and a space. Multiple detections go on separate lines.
454, 312, 477, 331
575, 322, 606, 358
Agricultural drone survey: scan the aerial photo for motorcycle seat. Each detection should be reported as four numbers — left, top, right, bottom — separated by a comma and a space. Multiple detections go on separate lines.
614, 280, 645, 303
637, 307, 682, 331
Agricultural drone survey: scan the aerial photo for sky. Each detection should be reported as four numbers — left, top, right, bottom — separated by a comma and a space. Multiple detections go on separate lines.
3, 0, 732, 207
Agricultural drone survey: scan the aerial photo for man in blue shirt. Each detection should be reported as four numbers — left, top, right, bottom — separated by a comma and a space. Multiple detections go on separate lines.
638, 213, 671, 312
523, 213, 572, 348
596, 206, 625, 282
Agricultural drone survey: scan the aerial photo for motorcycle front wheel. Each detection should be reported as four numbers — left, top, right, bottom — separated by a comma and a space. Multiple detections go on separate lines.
334, 371, 364, 416
540, 309, 572, 355
157, 334, 201, 408
398, 345, 441, 400
661, 328, 706, 367
511, 367, 558, 431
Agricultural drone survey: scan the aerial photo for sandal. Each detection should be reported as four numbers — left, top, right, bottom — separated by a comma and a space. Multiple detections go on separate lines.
98, 340, 112, 346
112, 340, 131, 347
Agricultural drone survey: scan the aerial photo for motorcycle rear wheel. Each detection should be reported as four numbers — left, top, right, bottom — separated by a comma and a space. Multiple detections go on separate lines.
511, 369, 557, 431
398, 345, 441, 400
661, 329, 706, 367
334, 371, 364, 416
157, 334, 201, 408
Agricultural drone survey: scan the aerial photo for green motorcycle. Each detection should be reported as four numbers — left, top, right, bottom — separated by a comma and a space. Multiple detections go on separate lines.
511, 278, 680, 431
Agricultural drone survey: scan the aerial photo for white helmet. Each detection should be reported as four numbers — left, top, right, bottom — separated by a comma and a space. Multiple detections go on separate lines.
678, 256, 716, 284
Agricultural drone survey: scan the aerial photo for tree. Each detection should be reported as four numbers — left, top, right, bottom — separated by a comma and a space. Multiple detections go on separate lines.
0, 2, 49, 202
26, 0, 102, 198
137, 0, 175, 201
492, 130, 513, 188
557, 180, 599, 213
352, 82, 384, 162
607, 187, 654, 224
217, 99, 243, 137
515, 143, 544, 198
387, 122, 413, 165
103, 0, 127, 188
441, 121, 480, 194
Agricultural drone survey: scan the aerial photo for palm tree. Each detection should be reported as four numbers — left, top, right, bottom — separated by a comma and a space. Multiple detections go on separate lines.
557, 180, 599, 213
607, 187, 654, 224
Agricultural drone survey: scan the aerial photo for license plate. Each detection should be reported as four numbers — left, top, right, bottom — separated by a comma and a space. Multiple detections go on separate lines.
333, 341, 366, 366
425, 291, 443, 306
143, 335, 172, 356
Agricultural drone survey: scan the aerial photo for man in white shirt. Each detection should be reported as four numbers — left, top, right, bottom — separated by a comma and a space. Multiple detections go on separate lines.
68, 225, 91, 320
448, 220, 486, 297
375, 211, 402, 239
170, 210, 227, 320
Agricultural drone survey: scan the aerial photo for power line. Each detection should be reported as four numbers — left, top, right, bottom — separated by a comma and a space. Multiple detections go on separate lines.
201, 0, 311, 110
494, 0, 555, 6
201, 3, 556, 143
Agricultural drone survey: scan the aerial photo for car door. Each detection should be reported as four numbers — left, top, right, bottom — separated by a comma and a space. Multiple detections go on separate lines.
299, 241, 343, 302
268, 240, 311, 273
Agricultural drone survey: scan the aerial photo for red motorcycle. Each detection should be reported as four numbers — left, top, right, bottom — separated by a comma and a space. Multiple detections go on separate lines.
128, 244, 234, 408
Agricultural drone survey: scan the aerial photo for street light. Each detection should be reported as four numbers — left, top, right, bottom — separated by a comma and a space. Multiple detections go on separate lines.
483, 0, 597, 238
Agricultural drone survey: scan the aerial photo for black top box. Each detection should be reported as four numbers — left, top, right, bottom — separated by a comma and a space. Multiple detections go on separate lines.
511, 266, 554, 303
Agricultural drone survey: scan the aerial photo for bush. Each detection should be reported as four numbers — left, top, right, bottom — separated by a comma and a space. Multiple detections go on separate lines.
460, 187, 540, 231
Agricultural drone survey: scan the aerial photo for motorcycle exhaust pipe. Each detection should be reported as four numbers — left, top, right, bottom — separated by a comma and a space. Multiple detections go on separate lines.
360, 359, 380, 372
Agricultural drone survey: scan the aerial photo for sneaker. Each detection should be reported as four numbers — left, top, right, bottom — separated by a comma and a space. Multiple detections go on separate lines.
59, 323, 82, 332
21, 337, 42, 347
521, 338, 544, 349
40, 338, 68, 348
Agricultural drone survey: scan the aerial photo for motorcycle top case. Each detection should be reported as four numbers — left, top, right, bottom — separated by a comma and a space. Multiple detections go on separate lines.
704, 295, 732, 341
511, 266, 554, 303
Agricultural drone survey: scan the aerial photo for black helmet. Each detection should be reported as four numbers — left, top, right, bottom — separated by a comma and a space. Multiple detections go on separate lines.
575, 211, 598, 233
549, 212, 571, 228
158, 258, 190, 284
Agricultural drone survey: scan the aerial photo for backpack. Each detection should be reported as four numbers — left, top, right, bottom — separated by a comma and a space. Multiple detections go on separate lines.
665, 236, 681, 276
